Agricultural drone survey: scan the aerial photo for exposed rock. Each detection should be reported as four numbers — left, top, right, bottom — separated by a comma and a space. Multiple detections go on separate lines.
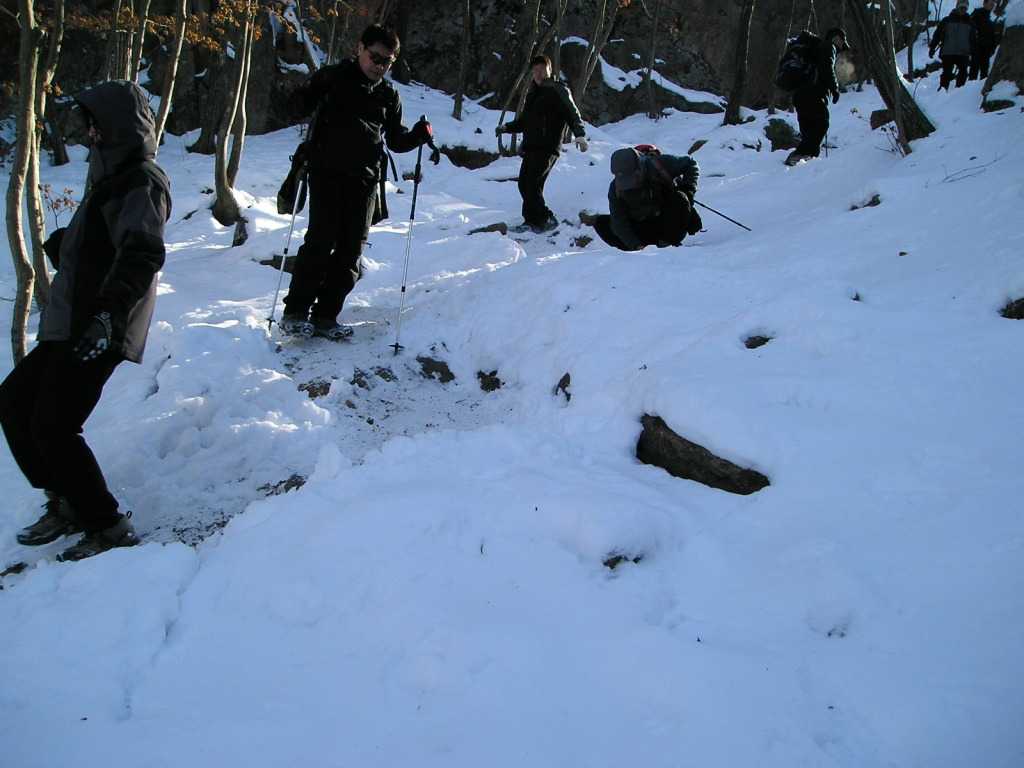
1001, 297, 1024, 319
477, 370, 502, 392
764, 117, 800, 152
870, 109, 894, 129
417, 356, 456, 383
744, 335, 772, 349
554, 372, 572, 402
603, 552, 643, 570
443, 146, 499, 169
636, 414, 769, 495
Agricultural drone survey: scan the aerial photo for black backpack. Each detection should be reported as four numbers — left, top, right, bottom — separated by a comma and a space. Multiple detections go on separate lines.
774, 31, 821, 92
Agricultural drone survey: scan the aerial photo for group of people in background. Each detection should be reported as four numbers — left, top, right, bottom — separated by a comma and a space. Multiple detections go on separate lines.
931, 0, 1002, 90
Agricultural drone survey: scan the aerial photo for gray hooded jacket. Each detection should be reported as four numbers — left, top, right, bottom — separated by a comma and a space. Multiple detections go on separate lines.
38, 80, 171, 363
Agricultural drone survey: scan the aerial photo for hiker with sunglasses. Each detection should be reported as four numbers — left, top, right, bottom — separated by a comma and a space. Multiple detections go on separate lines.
279, 24, 434, 341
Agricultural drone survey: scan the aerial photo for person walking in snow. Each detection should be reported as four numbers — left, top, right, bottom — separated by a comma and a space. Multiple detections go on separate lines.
930, 1, 975, 90
0, 80, 171, 562
786, 27, 849, 166
582, 146, 701, 251
278, 24, 434, 340
968, 0, 999, 81
495, 54, 588, 234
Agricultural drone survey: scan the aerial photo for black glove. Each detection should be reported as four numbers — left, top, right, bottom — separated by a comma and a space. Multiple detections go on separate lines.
72, 312, 113, 361
675, 183, 696, 205
412, 118, 433, 146
687, 210, 703, 236
832, 90, 840, 105
42, 228, 65, 269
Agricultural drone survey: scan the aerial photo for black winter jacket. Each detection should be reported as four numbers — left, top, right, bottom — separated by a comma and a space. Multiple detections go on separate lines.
38, 80, 171, 364
288, 59, 421, 181
970, 7, 997, 52
608, 153, 699, 251
796, 39, 841, 99
931, 11, 975, 58
504, 78, 586, 152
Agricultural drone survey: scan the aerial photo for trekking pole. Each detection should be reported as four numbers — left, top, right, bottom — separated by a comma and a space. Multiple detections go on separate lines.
391, 117, 430, 355
267, 173, 308, 329
693, 199, 752, 232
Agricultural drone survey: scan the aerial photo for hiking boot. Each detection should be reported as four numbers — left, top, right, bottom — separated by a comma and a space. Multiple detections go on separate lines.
56, 513, 141, 562
312, 318, 354, 341
785, 151, 810, 167
578, 210, 599, 226
533, 215, 559, 233
280, 313, 314, 338
16, 492, 82, 546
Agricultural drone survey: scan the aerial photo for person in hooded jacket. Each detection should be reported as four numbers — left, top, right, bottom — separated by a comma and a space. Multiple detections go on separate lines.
930, 1, 976, 89
584, 147, 701, 251
278, 24, 433, 340
786, 28, 849, 166
496, 55, 588, 233
0, 80, 171, 561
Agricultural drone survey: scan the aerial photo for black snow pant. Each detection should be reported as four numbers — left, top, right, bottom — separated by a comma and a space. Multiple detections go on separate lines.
968, 49, 992, 81
284, 169, 377, 323
592, 193, 692, 251
793, 90, 830, 158
0, 341, 122, 533
518, 147, 560, 227
939, 55, 969, 89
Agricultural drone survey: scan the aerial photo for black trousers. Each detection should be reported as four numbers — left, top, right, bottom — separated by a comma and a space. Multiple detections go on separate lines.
939, 55, 969, 89
968, 49, 992, 81
518, 148, 559, 227
793, 90, 830, 158
0, 341, 122, 532
284, 169, 376, 322
592, 193, 692, 251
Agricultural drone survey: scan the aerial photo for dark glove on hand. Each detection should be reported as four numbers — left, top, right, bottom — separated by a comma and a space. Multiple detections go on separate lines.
72, 312, 113, 361
42, 227, 65, 269
412, 118, 433, 145
832, 91, 840, 105
687, 210, 703, 236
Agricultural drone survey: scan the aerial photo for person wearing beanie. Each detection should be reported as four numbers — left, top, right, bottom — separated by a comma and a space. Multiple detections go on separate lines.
583, 146, 701, 251
930, 2, 976, 89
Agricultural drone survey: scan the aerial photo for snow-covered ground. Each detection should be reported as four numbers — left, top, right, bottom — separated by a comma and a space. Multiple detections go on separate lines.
0, 63, 1022, 767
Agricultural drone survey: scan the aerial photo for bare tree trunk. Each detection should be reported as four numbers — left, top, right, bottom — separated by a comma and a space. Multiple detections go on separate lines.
7, 0, 41, 364
848, 0, 935, 148
227, 11, 255, 187
723, 0, 756, 125
26, 0, 64, 308
572, 0, 622, 103
103, 0, 125, 81
211, 2, 253, 227
130, 0, 153, 82
452, 0, 471, 120
154, 0, 188, 148
642, 0, 663, 119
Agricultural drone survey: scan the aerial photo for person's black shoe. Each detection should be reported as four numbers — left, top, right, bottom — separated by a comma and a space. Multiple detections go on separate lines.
16, 492, 82, 546
56, 514, 141, 562
280, 313, 314, 338
311, 318, 354, 341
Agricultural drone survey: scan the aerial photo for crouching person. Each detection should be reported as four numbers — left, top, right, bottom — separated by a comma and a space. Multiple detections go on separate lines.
0, 80, 171, 562
586, 146, 701, 251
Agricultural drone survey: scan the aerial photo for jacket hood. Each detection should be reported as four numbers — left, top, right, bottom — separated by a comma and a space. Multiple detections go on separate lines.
74, 80, 157, 181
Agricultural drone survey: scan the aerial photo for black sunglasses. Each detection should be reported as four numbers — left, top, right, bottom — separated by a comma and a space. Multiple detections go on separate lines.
367, 50, 396, 68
